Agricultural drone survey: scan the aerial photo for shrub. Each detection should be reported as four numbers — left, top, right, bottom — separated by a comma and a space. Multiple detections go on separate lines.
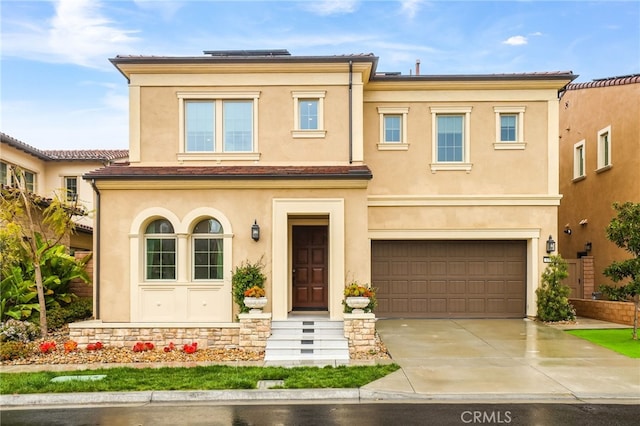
0, 319, 40, 343
45, 297, 93, 331
232, 259, 267, 314
598, 284, 630, 301
536, 255, 576, 322
0, 341, 33, 361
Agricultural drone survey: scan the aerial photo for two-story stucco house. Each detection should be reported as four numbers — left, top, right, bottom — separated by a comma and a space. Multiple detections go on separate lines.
558, 75, 640, 298
1, 132, 128, 251
81, 50, 574, 349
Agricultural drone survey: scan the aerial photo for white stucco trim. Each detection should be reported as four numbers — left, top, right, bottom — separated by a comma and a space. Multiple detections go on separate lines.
368, 194, 562, 206
272, 198, 345, 320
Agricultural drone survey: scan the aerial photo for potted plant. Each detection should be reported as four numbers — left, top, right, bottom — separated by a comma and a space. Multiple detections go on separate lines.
343, 281, 377, 314
232, 259, 267, 314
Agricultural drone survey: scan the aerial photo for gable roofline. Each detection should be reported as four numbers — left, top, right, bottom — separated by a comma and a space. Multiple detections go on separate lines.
564, 74, 640, 90
1, 132, 129, 162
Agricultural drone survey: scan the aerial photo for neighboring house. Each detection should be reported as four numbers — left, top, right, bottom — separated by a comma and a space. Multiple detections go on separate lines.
558, 75, 640, 296
84, 49, 575, 327
0, 132, 129, 250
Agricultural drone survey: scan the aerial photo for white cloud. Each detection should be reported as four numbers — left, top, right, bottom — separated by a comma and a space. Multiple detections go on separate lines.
2, 0, 139, 69
502, 35, 528, 46
399, 0, 425, 19
305, 0, 359, 16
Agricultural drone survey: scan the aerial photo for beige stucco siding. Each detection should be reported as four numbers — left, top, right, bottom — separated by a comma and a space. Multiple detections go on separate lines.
363, 100, 552, 196
96, 182, 369, 322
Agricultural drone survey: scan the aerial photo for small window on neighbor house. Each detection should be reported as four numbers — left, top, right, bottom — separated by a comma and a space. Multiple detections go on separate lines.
64, 176, 78, 201
384, 115, 402, 142
597, 126, 611, 170
574, 140, 586, 180
0, 162, 7, 185
500, 114, 517, 141
192, 218, 224, 280
145, 219, 176, 281
291, 91, 326, 138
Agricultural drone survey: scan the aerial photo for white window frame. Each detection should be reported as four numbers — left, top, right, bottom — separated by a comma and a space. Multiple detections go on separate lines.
377, 107, 409, 150
430, 106, 472, 173
177, 91, 260, 161
191, 218, 225, 282
494, 106, 526, 150
573, 140, 586, 181
597, 125, 612, 172
63, 176, 78, 201
144, 219, 178, 282
291, 91, 326, 138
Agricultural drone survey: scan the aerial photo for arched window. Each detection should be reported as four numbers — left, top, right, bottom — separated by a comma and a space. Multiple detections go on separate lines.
192, 218, 224, 280
145, 219, 176, 280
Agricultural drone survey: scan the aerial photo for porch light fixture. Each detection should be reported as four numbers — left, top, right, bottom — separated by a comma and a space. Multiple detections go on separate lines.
585, 241, 592, 252
546, 235, 556, 254
251, 220, 260, 241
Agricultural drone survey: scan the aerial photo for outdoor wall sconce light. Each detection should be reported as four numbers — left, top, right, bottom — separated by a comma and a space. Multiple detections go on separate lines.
585, 241, 592, 252
251, 220, 260, 242
546, 235, 556, 254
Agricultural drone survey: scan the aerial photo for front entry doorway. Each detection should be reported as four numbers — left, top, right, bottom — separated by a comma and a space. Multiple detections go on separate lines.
292, 225, 328, 310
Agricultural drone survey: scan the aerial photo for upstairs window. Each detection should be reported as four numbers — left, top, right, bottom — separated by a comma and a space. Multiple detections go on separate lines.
178, 91, 260, 160
292, 91, 326, 138
597, 126, 612, 171
494, 106, 526, 149
430, 107, 472, 172
377, 107, 409, 150
192, 218, 224, 280
64, 176, 78, 201
145, 219, 176, 281
573, 140, 586, 180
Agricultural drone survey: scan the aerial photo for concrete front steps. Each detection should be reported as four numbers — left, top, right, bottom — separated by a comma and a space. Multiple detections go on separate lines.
264, 319, 349, 363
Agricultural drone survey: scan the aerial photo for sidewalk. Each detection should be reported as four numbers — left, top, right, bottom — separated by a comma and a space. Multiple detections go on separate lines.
2, 318, 639, 407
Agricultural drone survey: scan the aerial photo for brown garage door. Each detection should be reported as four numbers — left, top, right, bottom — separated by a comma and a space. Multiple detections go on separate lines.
372, 240, 526, 319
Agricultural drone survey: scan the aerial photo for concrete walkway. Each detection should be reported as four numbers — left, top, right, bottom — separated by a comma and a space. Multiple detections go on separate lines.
1, 318, 639, 407
362, 318, 640, 403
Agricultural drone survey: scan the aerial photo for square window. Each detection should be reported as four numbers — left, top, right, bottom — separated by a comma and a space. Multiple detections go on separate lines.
500, 114, 517, 142
384, 115, 402, 143
223, 100, 253, 152
493, 107, 526, 149
299, 99, 318, 130
291, 91, 325, 138
185, 101, 215, 152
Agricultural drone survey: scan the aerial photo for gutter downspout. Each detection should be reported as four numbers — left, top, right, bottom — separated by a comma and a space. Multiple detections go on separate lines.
89, 179, 100, 320
348, 60, 353, 164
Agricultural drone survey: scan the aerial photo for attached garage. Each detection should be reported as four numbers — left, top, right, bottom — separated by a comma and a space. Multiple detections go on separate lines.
372, 240, 527, 319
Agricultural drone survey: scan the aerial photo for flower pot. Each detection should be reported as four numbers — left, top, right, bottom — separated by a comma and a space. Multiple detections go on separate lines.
346, 296, 370, 313
244, 297, 268, 313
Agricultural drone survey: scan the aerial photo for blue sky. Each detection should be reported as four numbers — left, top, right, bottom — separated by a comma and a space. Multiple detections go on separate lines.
1, 0, 639, 150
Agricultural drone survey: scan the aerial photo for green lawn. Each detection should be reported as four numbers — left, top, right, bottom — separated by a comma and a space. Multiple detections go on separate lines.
0, 364, 400, 395
566, 328, 640, 358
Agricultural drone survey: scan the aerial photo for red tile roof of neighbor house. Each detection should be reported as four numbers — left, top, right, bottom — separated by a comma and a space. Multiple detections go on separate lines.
84, 163, 373, 180
565, 74, 640, 90
1, 132, 128, 162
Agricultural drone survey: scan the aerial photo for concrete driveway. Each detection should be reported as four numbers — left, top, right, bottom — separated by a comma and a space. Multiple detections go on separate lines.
362, 318, 640, 402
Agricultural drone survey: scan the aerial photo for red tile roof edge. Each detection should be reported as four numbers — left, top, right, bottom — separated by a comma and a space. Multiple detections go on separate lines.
84, 165, 373, 180
565, 74, 640, 90
1, 132, 128, 161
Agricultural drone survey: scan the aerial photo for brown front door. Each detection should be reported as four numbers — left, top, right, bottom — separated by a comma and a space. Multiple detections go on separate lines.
292, 225, 328, 310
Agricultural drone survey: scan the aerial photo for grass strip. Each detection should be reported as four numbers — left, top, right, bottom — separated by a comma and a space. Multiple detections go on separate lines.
0, 364, 400, 395
566, 328, 640, 358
